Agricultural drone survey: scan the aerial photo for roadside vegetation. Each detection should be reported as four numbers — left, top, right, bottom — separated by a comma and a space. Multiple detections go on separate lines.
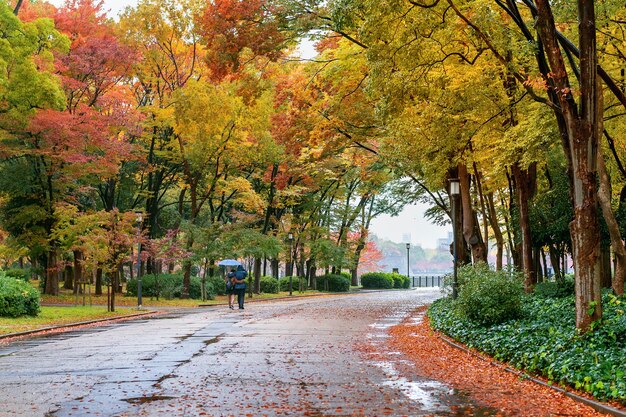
429, 265, 626, 405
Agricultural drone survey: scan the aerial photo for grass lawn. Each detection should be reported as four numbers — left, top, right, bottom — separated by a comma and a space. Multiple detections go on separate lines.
0, 286, 327, 337
0, 306, 139, 336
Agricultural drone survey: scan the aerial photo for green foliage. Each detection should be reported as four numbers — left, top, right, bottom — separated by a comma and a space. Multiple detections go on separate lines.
429, 292, 626, 404
360, 272, 394, 289
260, 276, 280, 293
0, 278, 40, 317
1, 268, 30, 282
279, 276, 306, 292
534, 276, 575, 298
126, 274, 208, 300
206, 275, 227, 296
318, 274, 350, 292
455, 263, 525, 325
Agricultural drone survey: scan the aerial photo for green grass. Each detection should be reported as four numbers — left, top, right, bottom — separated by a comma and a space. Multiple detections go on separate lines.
0, 306, 137, 336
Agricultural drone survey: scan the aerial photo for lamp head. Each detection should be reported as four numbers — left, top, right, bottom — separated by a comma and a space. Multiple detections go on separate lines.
449, 178, 460, 196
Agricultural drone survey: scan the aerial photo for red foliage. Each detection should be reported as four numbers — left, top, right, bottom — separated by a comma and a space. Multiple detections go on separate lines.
387, 307, 615, 417
197, 0, 284, 80
358, 241, 384, 274
28, 106, 134, 183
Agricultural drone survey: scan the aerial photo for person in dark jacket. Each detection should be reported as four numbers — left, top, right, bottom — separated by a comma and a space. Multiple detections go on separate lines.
233, 265, 247, 309
225, 268, 236, 310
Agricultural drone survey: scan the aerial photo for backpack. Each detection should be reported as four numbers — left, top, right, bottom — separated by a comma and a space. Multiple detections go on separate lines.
234, 269, 247, 289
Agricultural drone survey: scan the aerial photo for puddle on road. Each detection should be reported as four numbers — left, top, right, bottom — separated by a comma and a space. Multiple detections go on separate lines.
367, 308, 503, 416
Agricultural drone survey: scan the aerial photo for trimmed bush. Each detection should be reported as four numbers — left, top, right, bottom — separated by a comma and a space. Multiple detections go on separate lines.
260, 276, 280, 294
0, 278, 40, 317
2, 268, 30, 282
455, 263, 525, 325
126, 274, 207, 300
279, 276, 306, 292
318, 274, 350, 292
206, 275, 227, 296
361, 272, 394, 289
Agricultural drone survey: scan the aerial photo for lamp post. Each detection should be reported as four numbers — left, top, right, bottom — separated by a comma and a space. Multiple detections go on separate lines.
288, 233, 294, 296
449, 178, 460, 299
134, 211, 143, 309
405, 243, 410, 278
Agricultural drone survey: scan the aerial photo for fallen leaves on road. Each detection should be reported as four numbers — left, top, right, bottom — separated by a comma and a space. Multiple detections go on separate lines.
386, 306, 617, 417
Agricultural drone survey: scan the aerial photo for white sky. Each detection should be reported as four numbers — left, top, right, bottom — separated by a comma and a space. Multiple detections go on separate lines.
45, 0, 448, 248
369, 203, 449, 248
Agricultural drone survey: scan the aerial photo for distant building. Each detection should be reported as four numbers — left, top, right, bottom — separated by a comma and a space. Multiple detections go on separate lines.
437, 232, 453, 252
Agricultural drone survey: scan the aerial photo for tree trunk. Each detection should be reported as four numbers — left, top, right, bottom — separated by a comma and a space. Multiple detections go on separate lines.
486, 193, 504, 270
254, 258, 262, 294
549, 245, 562, 281
64, 265, 73, 290
44, 249, 59, 296
597, 118, 626, 295
511, 163, 536, 289
535, 0, 602, 331
95, 268, 103, 295
458, 164, 487, 263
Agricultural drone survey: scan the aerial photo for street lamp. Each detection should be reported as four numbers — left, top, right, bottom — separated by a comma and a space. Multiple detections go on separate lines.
449, 179, 460, 299
405, 243, 410, 279
288, 233, 294, 296
134, 211, 143, 309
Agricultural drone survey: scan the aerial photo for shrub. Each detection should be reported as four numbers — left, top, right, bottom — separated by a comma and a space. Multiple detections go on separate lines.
534, 276, 575, 298
260, 276, 280, 294
279, 276, 306, 292
0, 278, 40, 317
318, 274, 350, 292
361, 272, 394, 289
2, 268, 31, 282
206, 275, 227, 296
455, 263, 525, 325
126, 274, 207, 300
429, 292, 626, 404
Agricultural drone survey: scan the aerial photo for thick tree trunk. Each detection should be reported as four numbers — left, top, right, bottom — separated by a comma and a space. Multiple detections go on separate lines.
458, 164, 487, 263
254, 258, 262, 294
536, 0, 602, 331
95, 268, 103, 295
44, 249, 59, 296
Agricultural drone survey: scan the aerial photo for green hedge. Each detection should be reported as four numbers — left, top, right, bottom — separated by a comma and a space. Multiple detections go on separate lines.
260, 276, 280, 294
534, 276, 575, 298
318, 274, 350, 292
279, 276, 306, 292
429, 292, 626, 404
361, 272, 393, 289
206, 275, 227, 296
126, 274, 208, 300
1, 268, 31, 282
0, 278, 40, 317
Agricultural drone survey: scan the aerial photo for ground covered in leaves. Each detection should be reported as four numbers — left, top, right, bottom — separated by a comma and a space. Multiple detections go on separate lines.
388, 306, 620, 417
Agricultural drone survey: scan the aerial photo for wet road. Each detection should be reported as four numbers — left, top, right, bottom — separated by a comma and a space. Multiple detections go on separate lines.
0, 289, 493, 416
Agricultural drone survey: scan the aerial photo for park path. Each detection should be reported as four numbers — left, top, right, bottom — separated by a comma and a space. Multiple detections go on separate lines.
0, 289, 497, 416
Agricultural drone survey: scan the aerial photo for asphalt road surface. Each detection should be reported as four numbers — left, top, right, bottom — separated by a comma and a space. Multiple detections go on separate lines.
0, 289, 497, 416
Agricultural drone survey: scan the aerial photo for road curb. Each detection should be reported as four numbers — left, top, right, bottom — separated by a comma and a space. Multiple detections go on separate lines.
438, 334, 626, 417
0, 311, 161, 341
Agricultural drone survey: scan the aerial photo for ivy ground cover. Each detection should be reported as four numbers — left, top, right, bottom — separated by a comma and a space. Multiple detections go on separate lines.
428, 292, 626, 405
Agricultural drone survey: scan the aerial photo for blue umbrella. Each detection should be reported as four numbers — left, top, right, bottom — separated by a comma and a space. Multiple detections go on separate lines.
218, 259, 242, 266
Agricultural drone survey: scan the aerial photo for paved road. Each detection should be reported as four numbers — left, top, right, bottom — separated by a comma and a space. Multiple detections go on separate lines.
0, 289, 496, 416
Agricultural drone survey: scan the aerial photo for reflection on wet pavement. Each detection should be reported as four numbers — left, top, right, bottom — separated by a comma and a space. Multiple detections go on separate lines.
0, 289, 503, 416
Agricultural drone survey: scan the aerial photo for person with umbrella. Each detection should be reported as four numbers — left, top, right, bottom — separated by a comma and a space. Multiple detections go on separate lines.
232, 265, 248, 309
218, 259, 243, 310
